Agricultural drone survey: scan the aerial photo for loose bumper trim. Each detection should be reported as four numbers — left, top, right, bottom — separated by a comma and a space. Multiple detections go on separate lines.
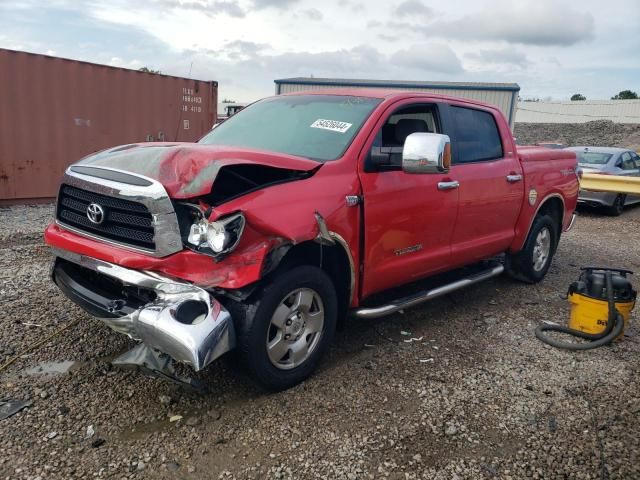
51, 247, 235, 371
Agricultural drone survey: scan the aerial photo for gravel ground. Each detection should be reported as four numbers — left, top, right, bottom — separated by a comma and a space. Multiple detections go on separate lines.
514, 120, 640, 150
1, 203, 639, 480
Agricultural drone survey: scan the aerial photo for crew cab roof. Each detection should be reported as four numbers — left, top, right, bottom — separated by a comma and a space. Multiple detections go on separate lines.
280, 87, 500, 111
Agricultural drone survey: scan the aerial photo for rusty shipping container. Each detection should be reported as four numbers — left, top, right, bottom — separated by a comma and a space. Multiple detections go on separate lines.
0, 48, 218, 202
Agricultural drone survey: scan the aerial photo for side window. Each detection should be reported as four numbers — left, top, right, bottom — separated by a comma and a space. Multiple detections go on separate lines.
450, 106, 503, 163
620, 152, 635, 170
631, 152, 640, 169
367, 104, 440, 171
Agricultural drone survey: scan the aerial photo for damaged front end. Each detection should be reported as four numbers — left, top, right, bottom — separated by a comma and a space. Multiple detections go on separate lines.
51, 247, 235, 373
45, 145, 329, 384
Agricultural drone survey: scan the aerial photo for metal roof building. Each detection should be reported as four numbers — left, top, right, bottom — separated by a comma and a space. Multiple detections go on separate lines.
516, 100, 640, 124
274, 77, 520, 127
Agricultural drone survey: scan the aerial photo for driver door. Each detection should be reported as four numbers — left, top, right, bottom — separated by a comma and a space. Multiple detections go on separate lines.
358, 102, 458, 299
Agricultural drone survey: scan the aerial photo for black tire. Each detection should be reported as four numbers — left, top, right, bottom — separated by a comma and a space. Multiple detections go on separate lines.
606, 194, 625, 216
231, 265, 337, 391
505, 214, 557, 284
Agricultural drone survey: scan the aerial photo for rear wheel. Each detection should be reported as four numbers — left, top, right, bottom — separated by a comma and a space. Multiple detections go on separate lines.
505, 214, 557, 283
232, 265, 337, 391
606, 194, 625, 216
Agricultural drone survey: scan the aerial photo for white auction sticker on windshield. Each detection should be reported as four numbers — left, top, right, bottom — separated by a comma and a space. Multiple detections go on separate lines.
310, 119, 353, 133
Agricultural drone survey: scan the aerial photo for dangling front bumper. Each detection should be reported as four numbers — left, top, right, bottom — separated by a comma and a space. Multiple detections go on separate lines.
50, 247, 235, 371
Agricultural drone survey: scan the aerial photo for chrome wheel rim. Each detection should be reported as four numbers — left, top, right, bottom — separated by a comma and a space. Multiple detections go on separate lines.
532, 227, 551, 272
266, 288, 324, 370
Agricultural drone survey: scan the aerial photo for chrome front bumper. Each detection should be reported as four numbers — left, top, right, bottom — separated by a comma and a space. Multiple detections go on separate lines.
51, 247, 235, 371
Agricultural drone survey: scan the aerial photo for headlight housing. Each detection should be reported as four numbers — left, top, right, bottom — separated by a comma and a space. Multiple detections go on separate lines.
187, 212, 245, 257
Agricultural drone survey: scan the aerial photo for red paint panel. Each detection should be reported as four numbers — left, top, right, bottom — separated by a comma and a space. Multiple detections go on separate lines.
0, 48, 217, 201
510, 148, 579, 252
44, 223, 274, 290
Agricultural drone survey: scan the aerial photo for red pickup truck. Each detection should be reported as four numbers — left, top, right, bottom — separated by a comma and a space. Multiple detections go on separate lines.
45, 90, 579, 390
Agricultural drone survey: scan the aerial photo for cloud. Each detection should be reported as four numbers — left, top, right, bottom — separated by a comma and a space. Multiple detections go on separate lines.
212, 1, 245, 17
386, 20, 422, 32
258, 43, 462, 79
395, 0, 432, 17
377, 33, 397, 42
142, 0, 246, 17
3, 0, 635, 103
251, 0, 301, 9
225, 39, 267, 54
391, 43, 464, 74
108, 56, 143, 69
221, 39, 268, 59
337, 0, 365, 11
466, 47, 529, 67
258, 45, 385, 77
303, 8, 323, 21
426, 1, 594, 46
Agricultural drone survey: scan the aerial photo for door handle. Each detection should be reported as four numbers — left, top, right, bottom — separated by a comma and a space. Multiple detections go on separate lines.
437, 180, 459, 191
506, 174, 522, 183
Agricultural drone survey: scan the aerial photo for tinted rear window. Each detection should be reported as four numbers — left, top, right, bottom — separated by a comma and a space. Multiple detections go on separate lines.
576, 152, 612, 165
450, 106, 503, 163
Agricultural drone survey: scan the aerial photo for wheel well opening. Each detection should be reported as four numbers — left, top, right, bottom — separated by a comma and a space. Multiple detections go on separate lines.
273, 241, 352, 326
537, 197, 564, 247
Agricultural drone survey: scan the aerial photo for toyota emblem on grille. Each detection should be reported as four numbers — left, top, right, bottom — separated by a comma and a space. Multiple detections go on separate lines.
86, 203, 105, 225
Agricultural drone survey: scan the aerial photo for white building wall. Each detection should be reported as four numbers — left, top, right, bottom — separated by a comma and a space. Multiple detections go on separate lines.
516, 100, 640, 124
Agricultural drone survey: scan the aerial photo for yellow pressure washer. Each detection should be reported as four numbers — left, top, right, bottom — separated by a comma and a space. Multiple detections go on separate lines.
536, 267, 636, 350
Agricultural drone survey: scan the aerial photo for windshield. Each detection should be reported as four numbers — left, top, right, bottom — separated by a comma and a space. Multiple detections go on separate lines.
199, 95, 382, 162
576, 152, 612, 165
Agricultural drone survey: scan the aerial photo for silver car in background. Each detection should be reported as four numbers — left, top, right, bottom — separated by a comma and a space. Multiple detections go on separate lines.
566, 146, 640, 216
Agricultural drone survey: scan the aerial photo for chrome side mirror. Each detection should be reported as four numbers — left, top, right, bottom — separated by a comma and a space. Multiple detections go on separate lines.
402, 133, 451, 174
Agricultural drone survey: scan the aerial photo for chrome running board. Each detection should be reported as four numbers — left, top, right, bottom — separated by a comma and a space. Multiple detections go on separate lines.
353, 264, 505, 319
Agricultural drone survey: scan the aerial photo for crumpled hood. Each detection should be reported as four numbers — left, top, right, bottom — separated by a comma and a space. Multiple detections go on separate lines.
76, 142, 321, 199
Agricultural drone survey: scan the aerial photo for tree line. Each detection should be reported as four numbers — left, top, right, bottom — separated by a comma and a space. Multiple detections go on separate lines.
570, 90, 638, 101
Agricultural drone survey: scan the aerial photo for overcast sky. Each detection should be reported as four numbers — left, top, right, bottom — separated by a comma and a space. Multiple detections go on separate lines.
1, 0, 638, 102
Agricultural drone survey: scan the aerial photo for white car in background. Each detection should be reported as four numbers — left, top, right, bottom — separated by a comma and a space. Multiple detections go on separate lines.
566, 146, 640, 216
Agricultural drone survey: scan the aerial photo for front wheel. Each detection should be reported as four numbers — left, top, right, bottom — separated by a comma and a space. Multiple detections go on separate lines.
505, 214, 557, 284
232, 265, 337, 391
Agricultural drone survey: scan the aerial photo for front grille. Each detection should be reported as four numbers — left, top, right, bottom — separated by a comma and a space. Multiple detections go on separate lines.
56, 184, 156, 250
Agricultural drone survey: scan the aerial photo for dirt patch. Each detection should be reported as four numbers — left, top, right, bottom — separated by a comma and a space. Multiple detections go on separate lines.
514, 120, 640, 150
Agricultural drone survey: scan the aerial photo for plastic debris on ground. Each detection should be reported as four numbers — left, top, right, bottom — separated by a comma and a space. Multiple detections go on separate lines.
403, 336, 424, 343
0, 399, 32, 420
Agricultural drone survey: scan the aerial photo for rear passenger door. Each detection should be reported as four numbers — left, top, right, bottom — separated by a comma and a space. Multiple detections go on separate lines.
444, 104, 524, 266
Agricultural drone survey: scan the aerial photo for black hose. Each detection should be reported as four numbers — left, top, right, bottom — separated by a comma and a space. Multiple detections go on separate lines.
535, 271, 624, 350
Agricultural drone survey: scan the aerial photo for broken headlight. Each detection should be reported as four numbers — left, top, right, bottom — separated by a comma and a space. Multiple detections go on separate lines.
187, 212, 245, 256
